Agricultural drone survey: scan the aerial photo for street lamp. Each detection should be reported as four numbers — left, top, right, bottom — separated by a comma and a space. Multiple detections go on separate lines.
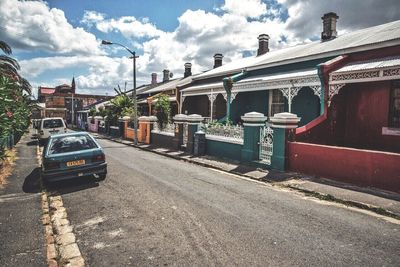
101, 40, 139, 145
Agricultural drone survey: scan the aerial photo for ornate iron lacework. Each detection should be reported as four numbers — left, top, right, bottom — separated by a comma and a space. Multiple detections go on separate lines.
259, 124, 273, 164
331, 70, 380, 81
383, 68, 400, 77
329, 84, 346, 101
152, 122, 175, 134
310, 85, 322, 99
202, 123, 244, 143
233, 75, 320, 91
207, 94, 217, 103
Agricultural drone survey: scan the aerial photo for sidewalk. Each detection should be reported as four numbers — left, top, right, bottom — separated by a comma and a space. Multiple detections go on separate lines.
0, 130, 46, 266
94, 133, 400, 219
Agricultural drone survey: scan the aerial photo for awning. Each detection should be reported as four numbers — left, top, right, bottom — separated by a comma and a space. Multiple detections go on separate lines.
329, 56, 400, 101
180, 82, 224, 97
330, 56, 400, 84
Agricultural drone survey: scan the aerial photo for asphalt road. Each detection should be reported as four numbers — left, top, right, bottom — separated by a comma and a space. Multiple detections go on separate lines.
48, 137, 400, 267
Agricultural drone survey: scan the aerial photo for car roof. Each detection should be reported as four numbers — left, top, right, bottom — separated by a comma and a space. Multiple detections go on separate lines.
48, 131, 91, 139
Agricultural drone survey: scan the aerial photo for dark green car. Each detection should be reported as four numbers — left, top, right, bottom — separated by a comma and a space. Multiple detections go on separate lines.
42, 132, 107, 182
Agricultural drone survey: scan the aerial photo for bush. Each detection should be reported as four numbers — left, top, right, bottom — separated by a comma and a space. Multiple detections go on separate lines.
154, 94, 171, 129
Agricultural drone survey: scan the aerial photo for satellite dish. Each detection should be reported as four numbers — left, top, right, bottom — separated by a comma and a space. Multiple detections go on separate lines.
169, 72, 173, 78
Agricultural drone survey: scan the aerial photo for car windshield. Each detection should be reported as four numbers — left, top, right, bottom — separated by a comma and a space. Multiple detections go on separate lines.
43, 119, 63, 129
48, 135, 98, 154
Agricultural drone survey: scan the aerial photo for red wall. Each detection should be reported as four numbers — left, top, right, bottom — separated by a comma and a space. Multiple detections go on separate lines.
288, 142, 400, 193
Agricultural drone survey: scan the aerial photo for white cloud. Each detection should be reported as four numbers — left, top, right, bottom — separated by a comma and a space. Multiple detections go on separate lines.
278, 0, 400, 39
0, 0, 103, 55
82, 11, 162, 39
221, 0, 268, 18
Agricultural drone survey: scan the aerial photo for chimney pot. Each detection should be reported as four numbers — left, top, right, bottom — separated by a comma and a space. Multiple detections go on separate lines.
184, 62, 192, 78
257, 34, 270, 56
321, 12, 339, 41
213, 53, 223, 68
151, 73, 157, 85
163, 69, 170, 82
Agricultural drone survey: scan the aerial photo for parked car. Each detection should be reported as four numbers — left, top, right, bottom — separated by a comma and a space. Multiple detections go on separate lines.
41, 132, 107, 182
38, 117, 67, 140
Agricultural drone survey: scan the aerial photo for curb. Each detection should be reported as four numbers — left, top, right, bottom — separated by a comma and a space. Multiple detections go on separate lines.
97, 134, 400, 220
37, 144, 85, 267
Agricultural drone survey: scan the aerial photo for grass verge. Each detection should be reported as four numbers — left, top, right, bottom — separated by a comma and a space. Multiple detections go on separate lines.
0, 148, 17, 187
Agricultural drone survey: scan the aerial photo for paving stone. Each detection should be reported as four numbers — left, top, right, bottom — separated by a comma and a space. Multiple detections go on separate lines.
50, 200, 64, 209
65, 256, 85, 267
47, 235, 55, 245
51, 210, 67, 221
56, 232, 76, 246
54, 224, 73, 235
48, 259, 58, 267
45, 225, 53, 236
59, 243, 81, 260
42, 215, 50, 225
53, 218, 70, 228
47, 243, 57, 260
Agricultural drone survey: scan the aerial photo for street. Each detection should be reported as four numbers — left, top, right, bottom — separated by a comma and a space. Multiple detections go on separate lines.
45, 137, 400, 266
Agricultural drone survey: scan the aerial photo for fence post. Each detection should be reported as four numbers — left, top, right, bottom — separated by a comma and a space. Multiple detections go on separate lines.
240, 112, 268, 162
270, 112, 300, 171
186, 114, 204, 154
119, 116, 130, 139
172, 114, 187, 150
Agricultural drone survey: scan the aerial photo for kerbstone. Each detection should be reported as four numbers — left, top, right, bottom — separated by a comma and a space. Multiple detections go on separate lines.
59, 243, 81, 260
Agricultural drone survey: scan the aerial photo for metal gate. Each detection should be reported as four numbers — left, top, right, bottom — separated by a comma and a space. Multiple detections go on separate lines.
182, 122, 188, 146
259, 124, 273, 164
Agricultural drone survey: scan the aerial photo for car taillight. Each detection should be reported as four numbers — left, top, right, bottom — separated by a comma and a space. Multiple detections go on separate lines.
64, 128, 67, 132
92, 154, 105, 162
44, 161, 60, 170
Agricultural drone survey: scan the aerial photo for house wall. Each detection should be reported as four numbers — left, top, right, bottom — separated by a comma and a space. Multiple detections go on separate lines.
182, 95, 209, 116
292, 87, 320, 127
288, 142, 400, 193
231, 91, 269, 123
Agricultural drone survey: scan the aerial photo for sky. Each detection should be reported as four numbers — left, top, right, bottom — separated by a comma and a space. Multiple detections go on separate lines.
1, 0, 400, 97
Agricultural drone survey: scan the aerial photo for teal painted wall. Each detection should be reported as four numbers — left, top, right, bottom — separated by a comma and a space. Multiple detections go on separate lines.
231, 91, 269, 123
292, 87, 320, 126
206, 139, 242, 161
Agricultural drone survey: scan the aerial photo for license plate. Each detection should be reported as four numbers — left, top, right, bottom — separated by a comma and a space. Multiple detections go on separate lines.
66, 159, 85, 167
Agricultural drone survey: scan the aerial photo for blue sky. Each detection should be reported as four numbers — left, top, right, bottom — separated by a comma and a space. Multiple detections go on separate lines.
1, 0, 399, 97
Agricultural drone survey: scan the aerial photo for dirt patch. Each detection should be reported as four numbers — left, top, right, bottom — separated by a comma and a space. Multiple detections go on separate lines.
0, 148, 17, 187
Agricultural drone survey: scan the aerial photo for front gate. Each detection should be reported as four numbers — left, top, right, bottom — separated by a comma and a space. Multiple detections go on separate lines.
259, 124, 273, 164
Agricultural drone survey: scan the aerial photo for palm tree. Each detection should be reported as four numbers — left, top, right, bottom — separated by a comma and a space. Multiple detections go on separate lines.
0, 40, 31, 95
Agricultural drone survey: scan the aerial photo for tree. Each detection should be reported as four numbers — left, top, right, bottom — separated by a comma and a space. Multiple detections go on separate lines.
154, 94, 171, 129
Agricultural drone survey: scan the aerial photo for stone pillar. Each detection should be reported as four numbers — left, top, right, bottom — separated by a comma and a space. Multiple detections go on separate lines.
139, 116, 157, 144
240, 112, 268, 162
172, 114, 187, 150
270, 112, 300, 171
186, 114, 204, 154
119, 116, 130, 139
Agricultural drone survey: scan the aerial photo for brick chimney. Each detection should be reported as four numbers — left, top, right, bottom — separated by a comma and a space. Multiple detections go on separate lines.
257, 34, 270, 56
151, 73, 157, 85
321, 12, 339, 41
213, 53, 223, 68
163, 69, 170, 82
184, 62, 192, 78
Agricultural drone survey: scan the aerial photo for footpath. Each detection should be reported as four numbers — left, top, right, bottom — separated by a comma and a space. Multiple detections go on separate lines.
0, 131, 46, 266
94, 133, 400, 220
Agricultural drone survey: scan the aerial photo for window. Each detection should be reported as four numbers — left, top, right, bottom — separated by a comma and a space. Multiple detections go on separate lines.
269, 90, 285, 117
389, 81, 400, 128
49, 135, 98, 155
43, 119, 64, 129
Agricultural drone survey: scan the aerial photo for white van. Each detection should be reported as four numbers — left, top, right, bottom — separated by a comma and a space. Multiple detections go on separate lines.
39, 117, 67, 140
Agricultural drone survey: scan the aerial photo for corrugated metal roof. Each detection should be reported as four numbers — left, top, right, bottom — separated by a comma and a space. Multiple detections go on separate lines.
236, 69, 317, 84
180, 82, 223, 92
332, 56, 400, 73
194, 20, 400, 80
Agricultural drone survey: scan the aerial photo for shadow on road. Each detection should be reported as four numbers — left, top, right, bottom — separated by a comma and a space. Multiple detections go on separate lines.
45, 177, 100, 196
26, 140, 38, 146
22, 167, 41, 193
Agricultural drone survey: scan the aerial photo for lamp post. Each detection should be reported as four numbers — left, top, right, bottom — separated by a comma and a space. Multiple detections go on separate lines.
101, 40, 139, 145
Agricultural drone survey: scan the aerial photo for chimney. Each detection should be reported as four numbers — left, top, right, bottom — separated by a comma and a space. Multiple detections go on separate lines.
151, 73, 157, 85
213, 53, 223, 68
321, 12, 339, 41
184, 62, 192, 78
163, 69, 170, 82
257, 34, 270, 56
